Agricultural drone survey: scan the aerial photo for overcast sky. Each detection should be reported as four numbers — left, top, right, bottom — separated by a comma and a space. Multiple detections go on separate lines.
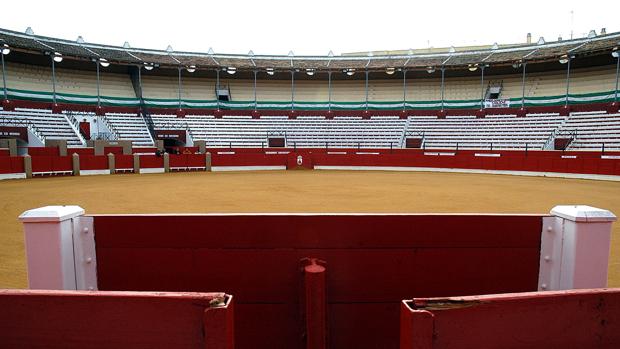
2, 0, 619, 55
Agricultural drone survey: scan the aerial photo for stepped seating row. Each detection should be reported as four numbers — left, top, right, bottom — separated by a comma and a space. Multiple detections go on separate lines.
103, 113, 153, 147
561, 114, 620, 150
406, 114, 565, 150
0, 109, 83, 147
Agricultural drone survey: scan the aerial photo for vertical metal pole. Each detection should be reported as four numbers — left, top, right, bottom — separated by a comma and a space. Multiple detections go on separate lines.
365, 70, 369, 111
51, 56, 57, 104
480, 66, 485, 109
96, 61, 101, 108
328, 71, 332, 112
137, 65, 143, 98
254, 70, 258, 110
1, 52, 7, 100
216, 69, 220, 110
178, 67, 182, 109
291, 70, 295, 111
440, 67, 445, 111
521, 62, 527, 108
614, 56, 619, 102
565, 56, 571, 107
402, 69, 407, 111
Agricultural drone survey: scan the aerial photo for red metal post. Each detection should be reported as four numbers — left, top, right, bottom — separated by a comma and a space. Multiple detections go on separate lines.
301, 258, 327, 349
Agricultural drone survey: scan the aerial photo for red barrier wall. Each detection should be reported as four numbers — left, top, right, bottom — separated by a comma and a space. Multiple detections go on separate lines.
104, 146, 124, 155
68, 148, 95, 156
0, 156, 24, 174
30, 155, 72, 174
114, 154, 134, 170
80, 155, 109, 171
400, 288, 620, 349
210, 152, 288, 167
0, 289, 234, 349
27, 147, 60, 156
170, 154, 206, 169
140, 155, 164, 168
93, 214, 542, 349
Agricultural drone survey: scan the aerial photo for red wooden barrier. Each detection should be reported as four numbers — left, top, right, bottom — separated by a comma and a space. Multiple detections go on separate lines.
27, 147, 59, 156
68, 147, 95, 156
0, 289, 234, 349
140, 155, 164, 168
0, 156, 24, 174
92, 214, 542, 349
400, 288, 620, 349
80, 155, 109, 171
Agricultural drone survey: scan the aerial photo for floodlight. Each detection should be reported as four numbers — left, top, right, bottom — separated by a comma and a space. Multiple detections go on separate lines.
53, 52, 63, 63
344, 68, 355, 76
612, 47, 619, 58
226, 67, 237, 75
99, 58, 110, 67
385, 67, 396, 75
1, 44, 10, 55
144, 63, 154, 71
468, 64, 478, 72
266, 68, 275, 76
426, 66, 435, 73
187, 65, 196, 73
305, 68, 315, 76
559, 54, 569, 64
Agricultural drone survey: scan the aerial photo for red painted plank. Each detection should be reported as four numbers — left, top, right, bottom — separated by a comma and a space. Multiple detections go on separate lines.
0, 289, 233, 349
401, 288, 620, 349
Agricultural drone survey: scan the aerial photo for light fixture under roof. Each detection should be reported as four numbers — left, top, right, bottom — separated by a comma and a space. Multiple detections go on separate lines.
305, 68, 315, 76
99, 58, 110, 67
343, 68, 355, 76
144, 62, 155, 71
266, 68, 275, 75
226, 67, 237, 75
25, 27, 34, 35
426, 66, 436, 74
186, 65, 196, 73
612, 47, 619, 58
52, 52, 63, 63
468, 63, 478, 72
512, 61, 522, 69
385, 67, 396, 75
2, 43, 10, 55
559, 54, 570, 64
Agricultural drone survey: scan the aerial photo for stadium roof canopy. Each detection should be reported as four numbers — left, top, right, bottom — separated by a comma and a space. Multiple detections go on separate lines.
1, 27, 619, 72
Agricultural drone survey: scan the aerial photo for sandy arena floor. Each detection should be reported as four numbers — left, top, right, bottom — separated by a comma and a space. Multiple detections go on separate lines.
1, 170, 619, 288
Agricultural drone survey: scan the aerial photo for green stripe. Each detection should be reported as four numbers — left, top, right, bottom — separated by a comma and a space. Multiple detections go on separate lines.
5, 87, 619, 110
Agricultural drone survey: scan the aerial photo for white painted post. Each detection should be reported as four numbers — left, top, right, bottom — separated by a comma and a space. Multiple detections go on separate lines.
19, 206, 97, 291
538, 205, 616, 291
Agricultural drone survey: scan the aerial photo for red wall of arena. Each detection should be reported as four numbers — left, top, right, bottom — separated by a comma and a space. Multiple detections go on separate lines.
92, 213, 542, 349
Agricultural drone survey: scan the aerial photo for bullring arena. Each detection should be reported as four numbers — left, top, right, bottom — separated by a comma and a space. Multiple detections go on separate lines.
1, 17, 620, 349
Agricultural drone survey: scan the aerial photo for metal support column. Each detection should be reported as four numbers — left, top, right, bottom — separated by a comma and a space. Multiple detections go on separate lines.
51, 56, 57, 104
178, 67, 182, 109
1, 51, 7, 100
565, 56, 572, 107
365, 70, 369, 111
300, 258, 327, 349
402, 69, 407, 111
95, 60, 101, 108
216, 69, 220, 110
328, 71, 332, 112
137, 65, 143, 98
440, 67, 446, 111
480, 65, 485, 109
614, 55, 619, 103
253, 70, 258, 110
291, 70, 295, 111
521, 62, 527, 108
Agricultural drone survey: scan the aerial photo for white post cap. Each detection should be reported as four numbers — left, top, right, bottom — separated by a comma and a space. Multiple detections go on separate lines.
550, 205, 617, 223
19, 206, 85, 223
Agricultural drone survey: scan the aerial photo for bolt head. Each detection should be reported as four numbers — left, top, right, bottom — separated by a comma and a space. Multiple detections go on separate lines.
541, 283, 547, 290
544, 255, 551, 262
86, 257, 92, 264
83, 227, 89, 234
547, 226, 553, 232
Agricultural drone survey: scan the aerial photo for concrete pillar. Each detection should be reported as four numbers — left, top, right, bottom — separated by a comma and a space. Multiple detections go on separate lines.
0, 139, 17, 156
19, 206, 98, 290
156, 140, 164, 151
45, 139, 68, 156
539, 205, 617, 291
163, 152, 170, 173
194, 140, 206, 154
120, 140, 133, 155
24, 154, 32, 178
93, 140, 104, 156
107, 153, 115, 174
72, 153, 80, 176
133, 153, 140, 174
206, 152, 212, 171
